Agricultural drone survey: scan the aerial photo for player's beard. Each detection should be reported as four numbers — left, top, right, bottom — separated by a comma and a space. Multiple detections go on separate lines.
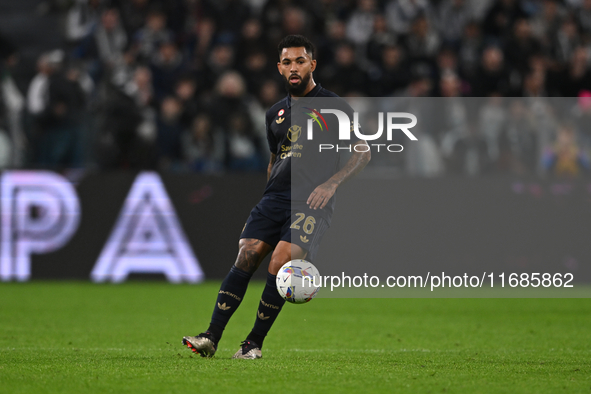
283, 72, 312, 96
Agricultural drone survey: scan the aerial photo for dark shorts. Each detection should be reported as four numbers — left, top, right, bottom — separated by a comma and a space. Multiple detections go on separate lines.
240, 198, 330, 262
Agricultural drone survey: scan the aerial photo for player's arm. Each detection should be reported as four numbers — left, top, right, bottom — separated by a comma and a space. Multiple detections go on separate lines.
307, 139, 371, 210
267, 153, 276, 181
265, 109, 277, 181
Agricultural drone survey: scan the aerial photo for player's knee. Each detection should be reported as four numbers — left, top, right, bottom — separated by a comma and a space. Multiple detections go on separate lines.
238, 238, 250, 250
268, 254, 289, 276
291, 244, 307, 260
268, 242, 308, 275
268, 251, 293, 274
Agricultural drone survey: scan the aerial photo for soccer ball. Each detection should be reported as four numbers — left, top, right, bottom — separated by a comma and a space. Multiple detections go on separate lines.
276, 259, 321, 304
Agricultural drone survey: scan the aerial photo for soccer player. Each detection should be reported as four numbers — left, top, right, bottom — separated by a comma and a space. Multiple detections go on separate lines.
182, 35, 370, 359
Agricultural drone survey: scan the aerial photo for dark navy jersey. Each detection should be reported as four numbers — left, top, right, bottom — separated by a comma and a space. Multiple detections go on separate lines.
263, 84, 358, 221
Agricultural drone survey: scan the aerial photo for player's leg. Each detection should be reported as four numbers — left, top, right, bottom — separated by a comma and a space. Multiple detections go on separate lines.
183, 238, 272, 357
207, 238, 272, 337
234, 209, 330, 359
232, 241, 306, 359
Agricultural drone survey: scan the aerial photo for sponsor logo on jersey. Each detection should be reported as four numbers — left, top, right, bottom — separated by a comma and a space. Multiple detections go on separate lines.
287, 125, 302, 142
300, 235, 309, 243
276, 117, 284, 124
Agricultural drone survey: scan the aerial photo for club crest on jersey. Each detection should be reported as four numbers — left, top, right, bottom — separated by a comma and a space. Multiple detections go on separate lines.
287, 125, 302, 142
278, 109, 285, 117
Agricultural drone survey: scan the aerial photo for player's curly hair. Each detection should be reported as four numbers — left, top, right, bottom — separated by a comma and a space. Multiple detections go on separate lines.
277, 35, 316, 60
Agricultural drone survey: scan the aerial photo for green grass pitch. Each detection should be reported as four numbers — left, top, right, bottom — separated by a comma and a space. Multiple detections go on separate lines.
1, 282, 590, 393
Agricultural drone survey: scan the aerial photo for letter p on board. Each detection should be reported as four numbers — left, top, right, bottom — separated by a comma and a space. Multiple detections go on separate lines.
1, 171, 80, 281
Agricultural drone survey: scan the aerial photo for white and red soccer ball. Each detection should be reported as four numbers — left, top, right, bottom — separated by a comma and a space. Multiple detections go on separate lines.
276, 259, 321, 304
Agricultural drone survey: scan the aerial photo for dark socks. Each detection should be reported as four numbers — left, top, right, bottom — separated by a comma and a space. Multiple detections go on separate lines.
246, 272, 286, 348
207, 266, 253, 344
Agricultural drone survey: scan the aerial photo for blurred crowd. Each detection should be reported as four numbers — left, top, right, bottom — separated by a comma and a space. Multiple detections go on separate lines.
0, 0, 591, 177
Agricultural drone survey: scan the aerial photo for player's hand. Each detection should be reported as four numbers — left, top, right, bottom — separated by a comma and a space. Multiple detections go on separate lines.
307, 181, 338, 210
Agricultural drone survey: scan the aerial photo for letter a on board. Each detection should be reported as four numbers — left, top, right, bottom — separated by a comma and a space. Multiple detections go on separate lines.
91, 172, 204, 283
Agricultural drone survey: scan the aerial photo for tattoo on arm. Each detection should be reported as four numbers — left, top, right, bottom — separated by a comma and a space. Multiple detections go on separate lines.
327, 140, 371, 187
